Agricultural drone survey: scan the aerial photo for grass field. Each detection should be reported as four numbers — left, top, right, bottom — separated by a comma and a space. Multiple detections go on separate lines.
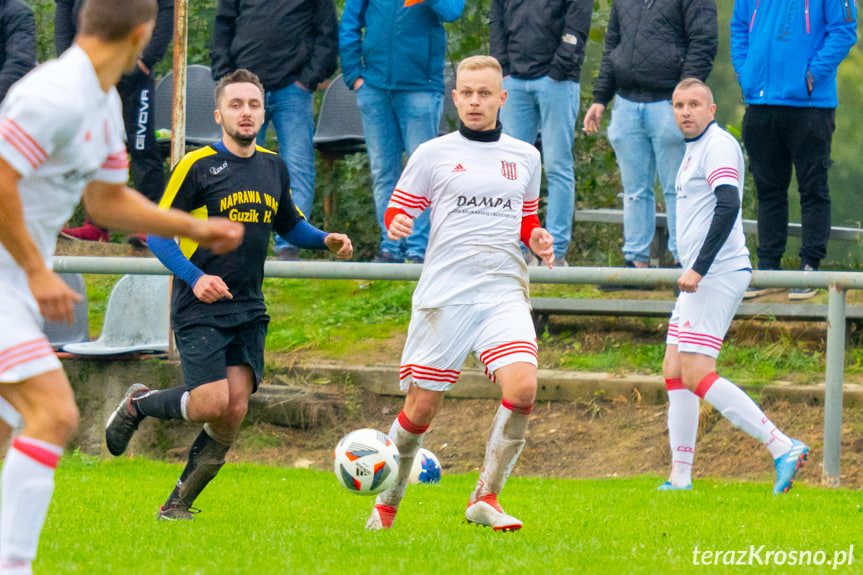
39, 454, 859, 574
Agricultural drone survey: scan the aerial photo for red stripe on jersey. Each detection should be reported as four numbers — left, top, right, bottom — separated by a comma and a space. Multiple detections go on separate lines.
391, 189, 431, 209
707, 167, 738, 186
479, 341, 537, 363
1, 119, 47, 164
399, 364, 459, 377
0, 124, 42, 169
679, 331, 723, 346
522, 198, 539, 213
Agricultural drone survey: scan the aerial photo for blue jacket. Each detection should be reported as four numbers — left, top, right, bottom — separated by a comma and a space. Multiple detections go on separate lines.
730, 0, 857, 108
339, 0, 464, 92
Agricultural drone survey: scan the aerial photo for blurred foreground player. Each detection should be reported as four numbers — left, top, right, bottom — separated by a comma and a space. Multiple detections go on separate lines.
105, 69, 352, 520
659, 79, 808, 494
366, 55, 554, 531
0, 0, 243, 571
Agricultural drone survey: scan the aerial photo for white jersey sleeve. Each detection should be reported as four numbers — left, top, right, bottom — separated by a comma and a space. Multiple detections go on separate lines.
0, 89, 62, 178
522, 152, 540, 218
390, 145, 433, 218
702, 141, 741, 192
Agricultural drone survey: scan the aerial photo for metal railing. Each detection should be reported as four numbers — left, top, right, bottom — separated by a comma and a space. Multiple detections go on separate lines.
53, 256, 863, 487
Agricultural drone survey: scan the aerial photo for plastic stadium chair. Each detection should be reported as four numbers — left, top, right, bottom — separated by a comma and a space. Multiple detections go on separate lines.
313, 73, 365, 156
62, 275, 170, 355
153, 64, 222, 149
43, 273, 89, 348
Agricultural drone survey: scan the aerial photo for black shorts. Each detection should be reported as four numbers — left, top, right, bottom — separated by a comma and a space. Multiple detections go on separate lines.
173, 318, 268, 391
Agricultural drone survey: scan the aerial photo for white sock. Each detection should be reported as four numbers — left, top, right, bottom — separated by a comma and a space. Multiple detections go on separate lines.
375, 411, 426, 508
0, 437, 63, 572
696, 373, 793, 459
472, 400, 531, 500
666, 379, 698, 487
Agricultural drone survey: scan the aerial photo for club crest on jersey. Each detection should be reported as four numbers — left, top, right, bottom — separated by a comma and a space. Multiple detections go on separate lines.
210, 161, 228, 175
501, 161, 518, 180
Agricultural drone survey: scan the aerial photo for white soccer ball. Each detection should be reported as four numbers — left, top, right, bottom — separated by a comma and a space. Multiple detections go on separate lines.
409, 448, 442, 484
333, 428, 400, 495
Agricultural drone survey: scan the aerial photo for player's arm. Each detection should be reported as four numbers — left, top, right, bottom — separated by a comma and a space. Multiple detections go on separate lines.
0, 157, 81, 323
678, 184, 739, 293
384, 146, 432, 241
521, 151, 554, 268
148, 235, 232, 303
274, 190, 353, 260
82, 181, 243, 254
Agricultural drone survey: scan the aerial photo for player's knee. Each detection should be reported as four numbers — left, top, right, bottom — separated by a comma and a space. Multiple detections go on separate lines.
40, 401, 79, 443
507, 379, 536, 406
190, 393, 231, 422
223, 399, 248, 426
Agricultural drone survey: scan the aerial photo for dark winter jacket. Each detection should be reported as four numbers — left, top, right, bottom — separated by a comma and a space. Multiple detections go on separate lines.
211, 0, 338, 92
55, 0, 174, 74
0, 0, 35, 103
593, 0, 717, 106
489, 0, 593, 82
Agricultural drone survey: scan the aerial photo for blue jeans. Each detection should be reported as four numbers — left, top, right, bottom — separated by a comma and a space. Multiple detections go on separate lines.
355, 84, 443, 259
500, 76, 580, 259
257, 82, 316, 252
607, 96, 685, 264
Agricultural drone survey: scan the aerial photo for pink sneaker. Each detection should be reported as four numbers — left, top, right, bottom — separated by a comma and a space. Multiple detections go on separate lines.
60, 222, 109, 242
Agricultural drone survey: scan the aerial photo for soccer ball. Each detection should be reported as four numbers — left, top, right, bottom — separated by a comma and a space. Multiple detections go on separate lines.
409, 448, 442, 484
333, 428, 400, 495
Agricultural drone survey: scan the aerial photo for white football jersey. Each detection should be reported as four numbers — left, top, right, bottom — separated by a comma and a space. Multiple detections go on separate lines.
0, 45, 128, 305
675, 122, 750, 276
390, 131, 541, 309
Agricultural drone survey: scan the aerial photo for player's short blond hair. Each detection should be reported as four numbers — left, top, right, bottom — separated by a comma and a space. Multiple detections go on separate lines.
79, 0, 158, 42
457, 55, 503, 78
674, 78, 714, 106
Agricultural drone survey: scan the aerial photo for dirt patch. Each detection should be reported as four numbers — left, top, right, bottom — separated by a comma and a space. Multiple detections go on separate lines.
218, 388, 863, 491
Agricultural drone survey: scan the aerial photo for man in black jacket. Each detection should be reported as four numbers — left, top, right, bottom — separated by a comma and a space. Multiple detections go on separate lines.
55, 0, 174, 244
210, 0, 338, 261
490, 0, 593, 267
0, 0, 34, 104
584, 0, 717, 274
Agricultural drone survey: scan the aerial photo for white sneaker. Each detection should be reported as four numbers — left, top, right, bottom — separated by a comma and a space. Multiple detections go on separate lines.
465, 493, 522, 531
366, 504, 397, 530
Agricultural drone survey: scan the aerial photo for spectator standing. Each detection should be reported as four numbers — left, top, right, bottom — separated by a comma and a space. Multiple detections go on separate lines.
732, 0, 857, 300
56, 0, 174, 245
490, 0, 593, 266
0, 0, 35, 104
584, 0, 717, 274
211, 0, 339, 261
340, 0, 464, 263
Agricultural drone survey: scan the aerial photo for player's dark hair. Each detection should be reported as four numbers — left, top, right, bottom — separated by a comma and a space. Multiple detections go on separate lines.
214, 69, 265, 107
79, 0, 158, 42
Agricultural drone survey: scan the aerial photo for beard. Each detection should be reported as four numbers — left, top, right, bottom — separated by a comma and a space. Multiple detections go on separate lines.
224, 125, 259, 148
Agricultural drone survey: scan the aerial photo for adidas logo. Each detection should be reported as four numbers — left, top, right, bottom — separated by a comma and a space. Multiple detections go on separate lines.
452, 163, 466, 173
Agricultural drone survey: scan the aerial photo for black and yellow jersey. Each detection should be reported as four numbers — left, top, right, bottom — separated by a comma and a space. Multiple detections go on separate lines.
158, 144, 303, 327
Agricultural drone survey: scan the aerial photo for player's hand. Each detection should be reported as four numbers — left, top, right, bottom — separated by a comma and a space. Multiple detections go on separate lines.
324, 233, 353, 260
530, 227, 555, 269
678, 268, 702, 293
352, 78, 364, 90
583, 103, 605, 134
192, 274, 232, 303
28, 268, 83, 323
387, 214, 413, 240
189, 217, 244, 254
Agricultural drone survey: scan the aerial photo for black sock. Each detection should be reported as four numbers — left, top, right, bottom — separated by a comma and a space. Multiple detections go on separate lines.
133, 386, 186, 420
164, 429, 230, 509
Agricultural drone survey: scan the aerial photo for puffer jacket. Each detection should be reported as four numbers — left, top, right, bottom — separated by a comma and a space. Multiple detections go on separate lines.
593, 0, 717, 106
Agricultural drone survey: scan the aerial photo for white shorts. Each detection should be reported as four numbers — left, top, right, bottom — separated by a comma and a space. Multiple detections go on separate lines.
399, 299, 537, 392
666, 269, 750, 359
0, 282, 60, 383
